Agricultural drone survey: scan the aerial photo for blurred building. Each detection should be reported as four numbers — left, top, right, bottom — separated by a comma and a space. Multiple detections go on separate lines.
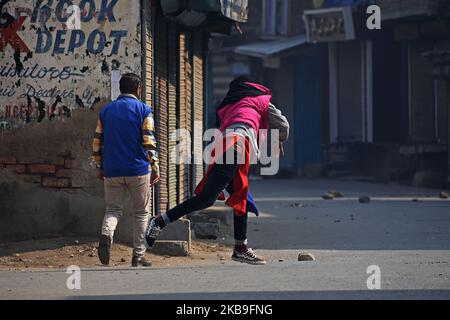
208, 0, 450, 188
303, 0, 450, 188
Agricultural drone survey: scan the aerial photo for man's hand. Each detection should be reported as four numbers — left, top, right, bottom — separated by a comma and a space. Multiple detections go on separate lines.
150, 171, 160, 187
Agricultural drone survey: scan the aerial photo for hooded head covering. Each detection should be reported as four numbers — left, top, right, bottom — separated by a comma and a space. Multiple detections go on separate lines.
215, 76, 268, 128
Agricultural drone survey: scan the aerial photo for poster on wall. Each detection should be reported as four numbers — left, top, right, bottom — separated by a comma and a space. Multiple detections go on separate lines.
0, 0, 142, 131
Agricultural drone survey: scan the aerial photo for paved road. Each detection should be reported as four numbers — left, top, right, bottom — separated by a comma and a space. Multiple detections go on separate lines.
1, 179, 450, 300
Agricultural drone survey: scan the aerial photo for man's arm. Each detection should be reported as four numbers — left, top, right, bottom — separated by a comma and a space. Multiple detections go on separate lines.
142, 112, 160, 184
92, 118, 104, 179
268, 103, 290, 143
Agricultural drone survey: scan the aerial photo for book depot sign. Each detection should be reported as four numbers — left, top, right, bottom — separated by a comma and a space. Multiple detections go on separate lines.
0, 0, 141, 130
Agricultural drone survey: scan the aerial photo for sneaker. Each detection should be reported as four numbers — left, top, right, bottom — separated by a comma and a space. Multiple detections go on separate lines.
144, 217, 162, 249
131, 256, 152, 268
232, 248, 267, 266
98, 234, 112, 265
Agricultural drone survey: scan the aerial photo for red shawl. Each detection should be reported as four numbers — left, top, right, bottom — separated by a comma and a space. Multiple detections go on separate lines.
194, 134, 250, 216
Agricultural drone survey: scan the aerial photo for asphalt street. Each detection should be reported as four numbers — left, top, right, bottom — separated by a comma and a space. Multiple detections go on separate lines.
1, 179, 449, 300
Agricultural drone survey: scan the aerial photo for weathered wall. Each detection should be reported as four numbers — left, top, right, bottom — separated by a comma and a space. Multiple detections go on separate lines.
0, 107, 106, 242
0, 0, 142, 242
0, 0, 141, 129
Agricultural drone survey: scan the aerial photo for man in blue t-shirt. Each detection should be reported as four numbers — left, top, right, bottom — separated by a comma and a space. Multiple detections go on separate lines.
92, 73, 160, 267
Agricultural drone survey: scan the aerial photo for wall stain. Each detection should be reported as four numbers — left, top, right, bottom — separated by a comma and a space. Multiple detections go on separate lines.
35, 97, 46, 123
101, 59, 110, 75
25, 95, 32, 123
49, 96, 62, 120
13, 49, 24, 74
62, 106, 72, 118
0, 0, 14, 28
111, 59, 121, 70
75, 95, 85, 109
90, 97, 101, 110
23, 52, 33, 62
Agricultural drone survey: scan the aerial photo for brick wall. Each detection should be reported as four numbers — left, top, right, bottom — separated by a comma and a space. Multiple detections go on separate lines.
0, 151, 78, 190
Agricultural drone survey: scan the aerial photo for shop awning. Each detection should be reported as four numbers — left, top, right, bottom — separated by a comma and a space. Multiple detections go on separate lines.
234, 35, 308, 58
160, 0, 248, 28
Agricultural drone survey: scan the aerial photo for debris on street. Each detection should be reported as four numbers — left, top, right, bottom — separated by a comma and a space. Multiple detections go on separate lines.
359, 196, 371, 204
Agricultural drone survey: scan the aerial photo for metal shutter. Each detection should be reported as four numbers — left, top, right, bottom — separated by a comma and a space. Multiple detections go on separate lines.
145, 0, 154, 105
185, 32, 194, 195
192, 31, 205, 189
154, 12, 169, 214
145, 0, 155, 215
178, 32, 190, 203
167, 23, 178, 209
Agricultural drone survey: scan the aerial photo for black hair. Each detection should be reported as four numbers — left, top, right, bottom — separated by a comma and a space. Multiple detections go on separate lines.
229, 75, 256, 88
119, 73, 141, 94
214, 75, 265, 128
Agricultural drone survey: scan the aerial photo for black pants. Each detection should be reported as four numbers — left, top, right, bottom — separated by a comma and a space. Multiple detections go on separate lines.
165, 162, 248, 242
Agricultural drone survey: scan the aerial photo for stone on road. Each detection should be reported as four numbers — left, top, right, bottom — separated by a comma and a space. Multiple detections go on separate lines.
298, 253, 315, 262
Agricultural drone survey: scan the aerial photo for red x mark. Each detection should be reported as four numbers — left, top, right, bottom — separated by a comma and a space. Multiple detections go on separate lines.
0, 16, 30, 53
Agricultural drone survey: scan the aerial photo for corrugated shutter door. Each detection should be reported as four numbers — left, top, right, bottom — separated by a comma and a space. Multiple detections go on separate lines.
192, 31, 204, 189
154, 13, 169, 214
178, 32, 189, 203
145, 0, 154, 105
185, 32, 193, 196
145, 0, 155, 215
167, 23, 178, 209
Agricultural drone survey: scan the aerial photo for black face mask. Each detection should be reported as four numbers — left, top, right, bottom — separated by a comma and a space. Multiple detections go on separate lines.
215, 76, 267, 128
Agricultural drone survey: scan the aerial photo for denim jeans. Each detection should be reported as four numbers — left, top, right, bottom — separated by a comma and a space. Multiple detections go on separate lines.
165, 162, 248, 242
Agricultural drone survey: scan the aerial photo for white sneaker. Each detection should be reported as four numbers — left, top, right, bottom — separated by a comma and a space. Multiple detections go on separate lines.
232, 248, 267, 265
144, 217, 162, 249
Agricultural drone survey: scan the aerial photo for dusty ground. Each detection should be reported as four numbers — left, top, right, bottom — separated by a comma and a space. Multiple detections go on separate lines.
0, 238, 232, 270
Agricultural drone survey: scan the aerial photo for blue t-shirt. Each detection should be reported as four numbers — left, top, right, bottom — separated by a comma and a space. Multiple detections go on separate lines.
99, 95, 152, 178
